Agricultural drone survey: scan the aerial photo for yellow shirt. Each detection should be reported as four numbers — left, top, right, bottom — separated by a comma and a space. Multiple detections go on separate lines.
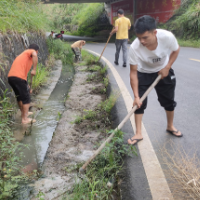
71, 40, 85, 49
115, 17, 131, 39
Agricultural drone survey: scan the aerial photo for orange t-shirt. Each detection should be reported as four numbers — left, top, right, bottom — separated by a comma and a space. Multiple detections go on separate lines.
8, 49, 35, 81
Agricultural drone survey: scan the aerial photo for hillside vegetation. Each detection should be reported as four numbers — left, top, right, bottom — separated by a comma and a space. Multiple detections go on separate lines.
163, 0, 200, 41
44, 3, 106, 36
0, 0, 49, 33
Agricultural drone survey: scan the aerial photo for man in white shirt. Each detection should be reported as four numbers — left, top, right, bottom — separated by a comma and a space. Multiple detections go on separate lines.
128, 15, 182, 145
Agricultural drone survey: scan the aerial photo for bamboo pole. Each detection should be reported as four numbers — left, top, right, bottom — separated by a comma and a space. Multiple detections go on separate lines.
98, 28, 114, 62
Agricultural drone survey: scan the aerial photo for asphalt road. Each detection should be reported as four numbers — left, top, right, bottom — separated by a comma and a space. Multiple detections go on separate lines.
85, 42, 200, 198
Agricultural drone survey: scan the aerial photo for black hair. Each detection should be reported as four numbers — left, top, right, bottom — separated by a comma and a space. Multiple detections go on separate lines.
117, 9, 124, 15
134, 15, 157, 34
28, 44, 39, 51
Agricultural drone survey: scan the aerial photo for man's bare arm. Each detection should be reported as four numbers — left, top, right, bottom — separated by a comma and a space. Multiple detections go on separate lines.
130, 64, 142, 108
110, 26, 118, 35
31, 51, 38, 76
158, 46, 180, 78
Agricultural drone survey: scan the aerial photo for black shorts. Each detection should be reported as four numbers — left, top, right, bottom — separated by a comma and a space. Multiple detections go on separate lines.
135, 68, 177, 114
8, 76, 31, 104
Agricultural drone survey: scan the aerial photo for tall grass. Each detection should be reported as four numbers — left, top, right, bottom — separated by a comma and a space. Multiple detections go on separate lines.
161, 142, 200, 199
27, 63, 49, 93
0, 0, 49, 33
47, 39, 74, 65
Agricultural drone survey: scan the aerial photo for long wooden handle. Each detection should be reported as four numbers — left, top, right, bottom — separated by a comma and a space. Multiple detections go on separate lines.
79, 74, 162, 173
98, 35, 112, 62
30, 75, 33, 90
98, 28, 114, 62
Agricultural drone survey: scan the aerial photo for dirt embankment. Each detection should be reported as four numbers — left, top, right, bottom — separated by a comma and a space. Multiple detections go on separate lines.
32, 64, 109, 199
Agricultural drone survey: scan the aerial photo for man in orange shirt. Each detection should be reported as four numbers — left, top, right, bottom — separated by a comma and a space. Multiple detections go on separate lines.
8, 44, 39, 124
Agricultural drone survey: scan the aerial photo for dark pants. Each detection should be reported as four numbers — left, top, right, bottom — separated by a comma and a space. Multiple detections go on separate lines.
115, 39, 128, 64
71, 47, 81, 62
135, 69, 177, 114
8, 76, 30, 104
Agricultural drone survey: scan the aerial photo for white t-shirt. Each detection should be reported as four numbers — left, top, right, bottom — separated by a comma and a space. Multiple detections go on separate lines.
129, 29, 179, 73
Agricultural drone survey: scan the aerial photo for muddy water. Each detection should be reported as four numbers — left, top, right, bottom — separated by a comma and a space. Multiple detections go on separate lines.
12, 63, 74, 171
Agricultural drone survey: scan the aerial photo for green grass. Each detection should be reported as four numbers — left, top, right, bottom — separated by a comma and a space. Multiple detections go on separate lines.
177, 38, 200, 48
47, 39, 74, 65
67, 130, 137, 200
44, 3, 104, 36
158, 0, 200, 40
28, 64, 49, 93
0, 91, 28, 199
73, 92, 119, 124
0, 0, 49, 33
71, 3, 104, 36
98, 92, 120, 114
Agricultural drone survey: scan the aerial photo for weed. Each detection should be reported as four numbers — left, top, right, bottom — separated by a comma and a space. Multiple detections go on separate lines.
36, 191, 45, 200
99, 92, 120, 114
103, 77, 109, 88
161, 142, 200, 199
47, 39, 74, 65
83, 109, 97, 121
45, 54, 56, 69
57, 112, 62, 121
73, 116, 84, 124
81, 50, 99, 65
69, 130, 137, 200
100, 66, 107, 76
72, 92, 119, 128
28, 63, 49, 94
87, 65, 101, 72
86, 74, 96, 82
0, 91, 28, 199
101, 88, 107, 94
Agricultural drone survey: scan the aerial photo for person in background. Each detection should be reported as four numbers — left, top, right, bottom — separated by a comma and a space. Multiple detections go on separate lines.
128, 15, 182, 145
8, 44, 39, 124
71, 40, 86, 62
110, 9, 131, 67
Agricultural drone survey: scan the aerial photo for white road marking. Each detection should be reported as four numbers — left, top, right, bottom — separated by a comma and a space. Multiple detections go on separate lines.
87, 49, 174, 200
190, 58, 200, 62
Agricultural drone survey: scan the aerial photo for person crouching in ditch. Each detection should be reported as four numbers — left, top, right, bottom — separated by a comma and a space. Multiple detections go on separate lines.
8, 44, 39, 124
71, 40, 86, 62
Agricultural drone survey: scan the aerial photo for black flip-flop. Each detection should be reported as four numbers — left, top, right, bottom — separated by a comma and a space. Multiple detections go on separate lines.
166, 130, 183, 137
128, 138, 143, 145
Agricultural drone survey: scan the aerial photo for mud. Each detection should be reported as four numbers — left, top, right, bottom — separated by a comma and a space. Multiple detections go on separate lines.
31, 64, 108, 199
